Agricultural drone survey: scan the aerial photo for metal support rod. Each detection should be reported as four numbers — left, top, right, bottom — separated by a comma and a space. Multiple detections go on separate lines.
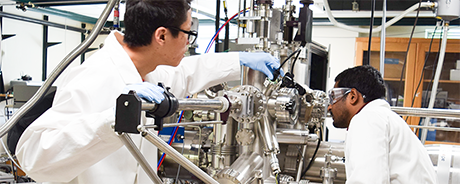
379, 0, 386, 77
18, 0, 112, 6
144, 121, 223, 129
0, 11, 89, 33
142, 130, 219, 184
118, 133, 163, 184
0, 0, 117, 138
391, 106, 460, 119
215, 0, 220, 52
421, 21, 450, 144
296, 145, 307, 182
409, 125, 460, 132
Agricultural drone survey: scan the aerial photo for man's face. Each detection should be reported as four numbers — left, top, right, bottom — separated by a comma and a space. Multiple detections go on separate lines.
166, 9, 192, 67
327, 82, 351, 128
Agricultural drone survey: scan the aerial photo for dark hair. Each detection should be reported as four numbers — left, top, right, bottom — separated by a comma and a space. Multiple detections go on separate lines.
335, 65, 386, 103
123, 0, 192, 47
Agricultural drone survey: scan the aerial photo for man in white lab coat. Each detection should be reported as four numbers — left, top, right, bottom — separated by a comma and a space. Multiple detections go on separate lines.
327, 65, 436, 183
15, 0, 280, 183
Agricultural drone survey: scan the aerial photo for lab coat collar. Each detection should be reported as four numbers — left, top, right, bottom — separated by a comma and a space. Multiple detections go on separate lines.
103, 30, 143, 84
358, 99, 390, 113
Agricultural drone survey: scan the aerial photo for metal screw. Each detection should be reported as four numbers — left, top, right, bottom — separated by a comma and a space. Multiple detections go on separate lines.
124, 101, 129, 106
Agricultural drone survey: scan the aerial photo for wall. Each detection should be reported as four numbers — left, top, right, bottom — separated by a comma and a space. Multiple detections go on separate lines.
0, 5, 107, 91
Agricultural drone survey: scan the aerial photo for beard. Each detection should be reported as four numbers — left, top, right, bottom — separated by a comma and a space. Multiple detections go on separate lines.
331, 108, 350, 129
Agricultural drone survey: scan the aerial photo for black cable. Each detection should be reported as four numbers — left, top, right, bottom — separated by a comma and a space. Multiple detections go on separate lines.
395, 0, 422, 107
300, 126, 322, 179
279, 48, 302, 69
415, 34, 442, 135
273, 48, 302, 79
366, 0, 376, 64
423, 36, 443, 109
405, 25, 438, 122
290, 48, 302, 73
409, 25, 438, 108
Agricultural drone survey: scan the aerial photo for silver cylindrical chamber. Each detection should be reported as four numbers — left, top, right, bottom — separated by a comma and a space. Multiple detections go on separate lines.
302, 142, 346, 183
215, 152, 264, 184
241, 66, 266, 90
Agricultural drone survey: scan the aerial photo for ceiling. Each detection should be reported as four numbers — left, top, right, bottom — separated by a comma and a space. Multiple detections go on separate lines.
0, 0, 453, 27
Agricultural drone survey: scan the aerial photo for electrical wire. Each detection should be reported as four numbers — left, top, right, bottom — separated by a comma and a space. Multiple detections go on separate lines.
290, 48, 302, 73
408, 25, 438, 112
157, 110, 184, 170
415, 31, 444, 135
280, 48, 302, 69
404, 25, 439, 135
300, 126, 322, 179
157, 96, 188, 171
366, 0, 376, 64
175, 141, 185, 183
205, 9, 248, 53
395, 0, 423, 109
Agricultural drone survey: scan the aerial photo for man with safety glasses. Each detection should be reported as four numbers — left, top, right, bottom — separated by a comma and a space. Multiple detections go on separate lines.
327, 65, 436, 183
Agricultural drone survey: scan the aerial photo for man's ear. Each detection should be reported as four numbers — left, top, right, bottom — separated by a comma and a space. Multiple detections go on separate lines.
153, 27, 167, 46
348, 89, 360, 105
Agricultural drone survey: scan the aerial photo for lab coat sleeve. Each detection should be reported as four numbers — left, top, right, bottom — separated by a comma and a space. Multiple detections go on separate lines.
16, 72, 124, 182
144, 52, 241, 98
345, 111, 390, 184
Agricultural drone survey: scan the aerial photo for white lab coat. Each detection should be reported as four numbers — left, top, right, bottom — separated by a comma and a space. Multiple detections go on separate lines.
16, 31, 240, 184
345, 99, 437, 184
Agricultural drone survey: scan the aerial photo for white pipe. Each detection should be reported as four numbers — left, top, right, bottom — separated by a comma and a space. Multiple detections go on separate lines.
322, 0, 436, 33
421, 21, 449, 144
380, 0, 387, 77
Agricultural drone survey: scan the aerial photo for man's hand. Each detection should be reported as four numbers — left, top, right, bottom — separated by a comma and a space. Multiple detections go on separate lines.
239, 52, 280, 80
123, 82, 165, 104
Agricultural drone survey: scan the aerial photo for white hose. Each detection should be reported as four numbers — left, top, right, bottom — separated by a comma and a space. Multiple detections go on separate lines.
322, 0, 436, 33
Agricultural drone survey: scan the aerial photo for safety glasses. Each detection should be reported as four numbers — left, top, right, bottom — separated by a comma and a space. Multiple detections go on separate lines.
167, 27, 198, 44
327, 88, 352, 105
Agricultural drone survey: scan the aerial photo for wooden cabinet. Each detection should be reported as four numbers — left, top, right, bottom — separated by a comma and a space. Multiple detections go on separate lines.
355, 37, 460, 144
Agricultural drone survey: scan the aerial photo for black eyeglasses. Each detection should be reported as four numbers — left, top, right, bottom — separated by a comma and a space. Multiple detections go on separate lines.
167, 27, 198, 44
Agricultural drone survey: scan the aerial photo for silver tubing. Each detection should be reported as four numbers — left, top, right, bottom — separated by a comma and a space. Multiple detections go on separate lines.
421, 21, 450, 144
409, 125, 460, 132
391, 106, 460, 119
177, 98, 227, 112
143, 121, 223, 129
0, 0, 117, 138
118, 133, 163, 184
142, 130, 219, 184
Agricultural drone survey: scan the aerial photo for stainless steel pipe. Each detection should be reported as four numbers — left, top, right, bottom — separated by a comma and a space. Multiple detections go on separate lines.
409, 125, 460, 132
276, 130, 317, 144
118, 133, 163, 184
144, 121, 223, 129
0, 0, 117, 138
177, 98, 228, 112
142, 130, 219, 184
391, 107, 460, 119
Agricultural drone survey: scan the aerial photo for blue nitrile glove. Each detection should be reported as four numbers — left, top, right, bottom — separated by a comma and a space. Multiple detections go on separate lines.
239, 52, 281, 80
123, 82, 165, 104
